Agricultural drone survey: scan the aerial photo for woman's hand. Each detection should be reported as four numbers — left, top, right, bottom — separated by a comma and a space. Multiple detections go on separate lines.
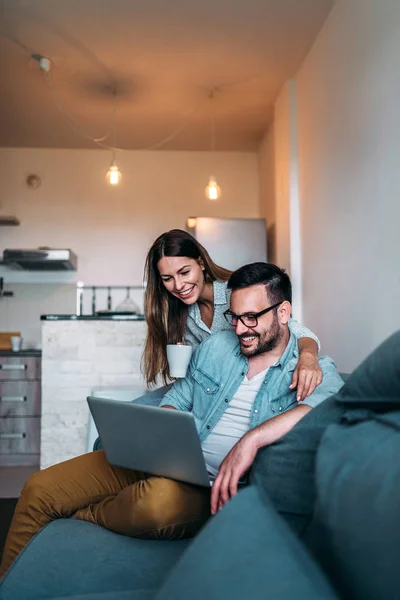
290, 344, 323, 401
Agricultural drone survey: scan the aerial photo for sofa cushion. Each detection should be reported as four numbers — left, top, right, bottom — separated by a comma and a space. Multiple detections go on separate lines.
336, 330, 400, 408
46, 593, 153, 600
307, 410, 400, 600
46, 593, 154, 600
157, 486, 339, 600
250, 396, 346, 535
0, 519, 188, 600
133, 385, 172, 408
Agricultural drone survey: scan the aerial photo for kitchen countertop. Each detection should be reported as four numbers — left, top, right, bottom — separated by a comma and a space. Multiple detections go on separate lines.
0, 350, 42, 357
41, 314, 145, 321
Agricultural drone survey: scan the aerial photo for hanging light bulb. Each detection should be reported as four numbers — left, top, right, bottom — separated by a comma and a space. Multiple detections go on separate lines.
106, 88, 122, 186
204, 90, 221, 200
106, 156, 122, 186
205, 175, 221, 201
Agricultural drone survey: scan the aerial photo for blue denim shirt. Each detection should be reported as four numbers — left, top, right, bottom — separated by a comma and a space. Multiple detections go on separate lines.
160, 330, 343, 442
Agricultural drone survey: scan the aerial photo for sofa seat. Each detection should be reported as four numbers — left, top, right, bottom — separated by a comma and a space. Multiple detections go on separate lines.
0, 519, 189, 600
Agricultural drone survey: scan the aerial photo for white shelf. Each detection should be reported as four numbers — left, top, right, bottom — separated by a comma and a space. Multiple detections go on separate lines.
0, 266, 77, 284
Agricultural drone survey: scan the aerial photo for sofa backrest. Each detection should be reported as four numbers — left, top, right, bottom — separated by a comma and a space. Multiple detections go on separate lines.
305, 330, 400, 600
306, 411, 400, 600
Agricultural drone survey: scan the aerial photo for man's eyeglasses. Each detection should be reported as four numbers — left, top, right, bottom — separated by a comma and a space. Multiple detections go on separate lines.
224, 302, 282, 328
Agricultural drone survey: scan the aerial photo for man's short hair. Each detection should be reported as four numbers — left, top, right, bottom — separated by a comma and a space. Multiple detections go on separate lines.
227, 262, 292, 305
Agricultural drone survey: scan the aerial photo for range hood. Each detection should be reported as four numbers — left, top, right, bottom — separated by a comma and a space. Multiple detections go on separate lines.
2, 248, 78, 271
0, 216, 20, 226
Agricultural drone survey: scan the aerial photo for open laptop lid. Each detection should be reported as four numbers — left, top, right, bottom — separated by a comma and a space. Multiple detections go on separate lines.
87, 397, 210, 487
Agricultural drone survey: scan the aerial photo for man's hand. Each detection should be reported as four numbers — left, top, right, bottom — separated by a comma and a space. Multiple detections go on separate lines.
210, 404, 311, 514
210, 432, 259, 515
290, 351, 322, 401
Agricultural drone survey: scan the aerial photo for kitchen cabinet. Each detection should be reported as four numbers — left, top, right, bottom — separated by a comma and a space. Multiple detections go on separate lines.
0, 352, 41, 466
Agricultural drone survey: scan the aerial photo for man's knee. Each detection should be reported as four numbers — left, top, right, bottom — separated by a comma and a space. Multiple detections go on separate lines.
128, 477, 210, 536
18, 469, 52, 511
133, 478, 182, 527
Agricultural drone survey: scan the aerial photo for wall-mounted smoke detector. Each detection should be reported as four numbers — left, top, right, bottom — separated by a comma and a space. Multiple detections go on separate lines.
26, 174, 41, 189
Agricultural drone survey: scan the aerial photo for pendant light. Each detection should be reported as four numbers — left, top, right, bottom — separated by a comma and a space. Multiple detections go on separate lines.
205, 90, 221, 201
106, 154, 122, 186
106, 89, 122, 186
205, 176, 221, 200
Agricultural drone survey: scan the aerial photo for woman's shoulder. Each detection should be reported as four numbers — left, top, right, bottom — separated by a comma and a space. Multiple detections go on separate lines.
213, 279, 231, 303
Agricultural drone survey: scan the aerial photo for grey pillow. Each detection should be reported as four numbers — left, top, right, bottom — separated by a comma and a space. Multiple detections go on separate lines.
250, 396, 345, 535
307, 410, 400, 600
335, 330, 400, 407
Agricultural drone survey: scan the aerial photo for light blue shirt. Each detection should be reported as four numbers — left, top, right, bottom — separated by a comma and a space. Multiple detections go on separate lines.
185, 280, 320, 350
160, 330, 343, 442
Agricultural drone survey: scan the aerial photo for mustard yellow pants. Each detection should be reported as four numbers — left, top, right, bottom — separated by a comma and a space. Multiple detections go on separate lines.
0, 450, 211, 578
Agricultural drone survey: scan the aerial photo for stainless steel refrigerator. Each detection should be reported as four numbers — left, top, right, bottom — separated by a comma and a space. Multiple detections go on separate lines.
187, 217, 267, 271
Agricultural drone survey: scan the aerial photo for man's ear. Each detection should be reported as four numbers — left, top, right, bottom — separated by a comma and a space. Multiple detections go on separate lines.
278, 301, 291, 325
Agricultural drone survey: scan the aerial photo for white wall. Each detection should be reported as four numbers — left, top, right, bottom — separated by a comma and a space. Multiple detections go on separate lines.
273, 85, 291, 274
0, 148, 259, 284
258, 81, 303, 321
0, 148, 259, 346
257, 125, 276, 263
296, 0, 400, 371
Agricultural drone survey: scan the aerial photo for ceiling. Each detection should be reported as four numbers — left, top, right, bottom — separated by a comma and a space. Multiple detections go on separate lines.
0, 0, 334, 151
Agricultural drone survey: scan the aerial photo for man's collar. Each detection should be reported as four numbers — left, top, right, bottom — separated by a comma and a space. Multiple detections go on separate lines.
274, 333, 298, 367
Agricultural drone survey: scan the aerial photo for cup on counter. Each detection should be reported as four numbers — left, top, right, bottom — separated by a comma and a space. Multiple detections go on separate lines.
166, 343, 193, 378
10, 336, 22, 352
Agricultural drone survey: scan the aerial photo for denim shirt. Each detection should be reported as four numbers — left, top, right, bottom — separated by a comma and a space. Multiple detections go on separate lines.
160, 330, 343, 442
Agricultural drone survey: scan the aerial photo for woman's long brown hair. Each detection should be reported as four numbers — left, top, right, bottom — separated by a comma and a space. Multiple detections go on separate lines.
143, 229, 231, 386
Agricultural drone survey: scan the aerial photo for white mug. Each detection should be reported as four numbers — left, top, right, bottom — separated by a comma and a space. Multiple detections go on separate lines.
10, 336, 22, 352
166, 344, 193, 378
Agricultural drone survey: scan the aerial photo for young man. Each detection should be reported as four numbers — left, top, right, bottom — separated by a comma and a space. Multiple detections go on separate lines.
0, 263, 342, 578
160, 262, 343, 513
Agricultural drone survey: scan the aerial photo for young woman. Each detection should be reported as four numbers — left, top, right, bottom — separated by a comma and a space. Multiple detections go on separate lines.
143, 229, 322, 400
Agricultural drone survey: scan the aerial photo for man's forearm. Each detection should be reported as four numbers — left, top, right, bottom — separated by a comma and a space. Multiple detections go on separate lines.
248, 404, 311, 450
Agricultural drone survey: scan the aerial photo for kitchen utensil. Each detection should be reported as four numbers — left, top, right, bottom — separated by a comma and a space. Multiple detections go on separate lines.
114, 287, 140, 314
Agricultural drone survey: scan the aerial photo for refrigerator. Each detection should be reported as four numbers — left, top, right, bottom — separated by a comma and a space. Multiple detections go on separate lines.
187, 217, 267, 271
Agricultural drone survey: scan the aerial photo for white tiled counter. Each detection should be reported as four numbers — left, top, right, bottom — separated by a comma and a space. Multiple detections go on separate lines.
41, 318, 147, 469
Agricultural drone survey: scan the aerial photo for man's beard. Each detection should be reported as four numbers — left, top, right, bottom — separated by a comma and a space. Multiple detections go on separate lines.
239, 313, 284, 357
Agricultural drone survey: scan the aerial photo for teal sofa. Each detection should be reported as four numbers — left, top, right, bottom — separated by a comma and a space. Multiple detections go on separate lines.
1, 331, 399, 600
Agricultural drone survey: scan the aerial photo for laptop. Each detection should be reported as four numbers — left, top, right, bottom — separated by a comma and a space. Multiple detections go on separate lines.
87, 396, 211, 487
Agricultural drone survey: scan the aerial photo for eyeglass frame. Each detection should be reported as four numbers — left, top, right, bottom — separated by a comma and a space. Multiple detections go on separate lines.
223, 301, 283, 329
